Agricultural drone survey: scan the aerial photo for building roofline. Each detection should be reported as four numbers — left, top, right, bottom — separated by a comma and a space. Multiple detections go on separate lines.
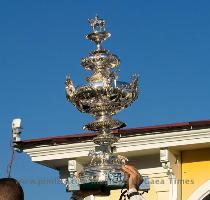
15, 120, 210, 149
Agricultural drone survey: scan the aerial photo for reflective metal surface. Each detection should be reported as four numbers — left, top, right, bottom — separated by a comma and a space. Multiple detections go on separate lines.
65, 16, 139, 192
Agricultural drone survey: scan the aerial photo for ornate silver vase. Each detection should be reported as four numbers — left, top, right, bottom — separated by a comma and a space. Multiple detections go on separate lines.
65, 16, 139, 192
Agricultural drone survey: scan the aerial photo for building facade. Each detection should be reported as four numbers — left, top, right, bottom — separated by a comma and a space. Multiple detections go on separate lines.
16, 120, 210, 200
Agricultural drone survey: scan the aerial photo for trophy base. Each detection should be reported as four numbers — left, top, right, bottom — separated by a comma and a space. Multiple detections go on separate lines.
67, 165, 126, 192
66, 161, 150, 194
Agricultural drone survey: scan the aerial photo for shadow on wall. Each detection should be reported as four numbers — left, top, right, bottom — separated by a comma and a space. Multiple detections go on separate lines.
182, 148, 210, 163
128, 154, 161, 169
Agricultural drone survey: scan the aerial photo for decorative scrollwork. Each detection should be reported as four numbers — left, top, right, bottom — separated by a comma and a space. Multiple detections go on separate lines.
65, 76, 75, 102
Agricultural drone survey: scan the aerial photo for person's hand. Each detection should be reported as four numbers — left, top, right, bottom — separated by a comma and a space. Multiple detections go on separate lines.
122, 164, 143, 190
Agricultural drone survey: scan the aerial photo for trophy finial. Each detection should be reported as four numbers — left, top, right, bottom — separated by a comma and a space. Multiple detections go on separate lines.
88, 15, 106, 33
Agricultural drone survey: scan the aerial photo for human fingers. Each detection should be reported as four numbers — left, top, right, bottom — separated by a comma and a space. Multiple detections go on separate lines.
124, 165, 140, 177
122, 165, 133, 176
122, 165, 128, 173
128, 167, 143, 185
124, 165, 139, 174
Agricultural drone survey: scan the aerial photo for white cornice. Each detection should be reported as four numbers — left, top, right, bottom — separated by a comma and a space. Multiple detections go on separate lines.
23, 128, 210, 167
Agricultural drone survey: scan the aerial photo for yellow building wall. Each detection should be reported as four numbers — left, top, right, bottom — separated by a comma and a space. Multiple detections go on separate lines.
182, 148, 210, 200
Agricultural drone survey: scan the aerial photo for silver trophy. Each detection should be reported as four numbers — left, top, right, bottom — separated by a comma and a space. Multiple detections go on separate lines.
65, 16, 139, 193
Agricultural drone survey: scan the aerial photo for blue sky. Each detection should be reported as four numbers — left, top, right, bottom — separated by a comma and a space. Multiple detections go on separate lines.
0, 0, 210, 199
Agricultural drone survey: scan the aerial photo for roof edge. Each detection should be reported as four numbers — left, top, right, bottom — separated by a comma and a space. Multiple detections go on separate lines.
15, 119, 210, 148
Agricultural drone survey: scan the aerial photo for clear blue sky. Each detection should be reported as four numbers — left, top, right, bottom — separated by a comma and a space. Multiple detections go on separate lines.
0, 0, 210, 199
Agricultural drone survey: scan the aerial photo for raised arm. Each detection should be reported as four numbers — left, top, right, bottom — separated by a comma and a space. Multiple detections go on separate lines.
122, 165, 144, 200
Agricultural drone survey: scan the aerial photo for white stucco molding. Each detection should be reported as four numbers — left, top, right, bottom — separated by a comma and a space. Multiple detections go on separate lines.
160, 149, 181, 200
23, 128, 210, 163
188, 180, 210, 200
